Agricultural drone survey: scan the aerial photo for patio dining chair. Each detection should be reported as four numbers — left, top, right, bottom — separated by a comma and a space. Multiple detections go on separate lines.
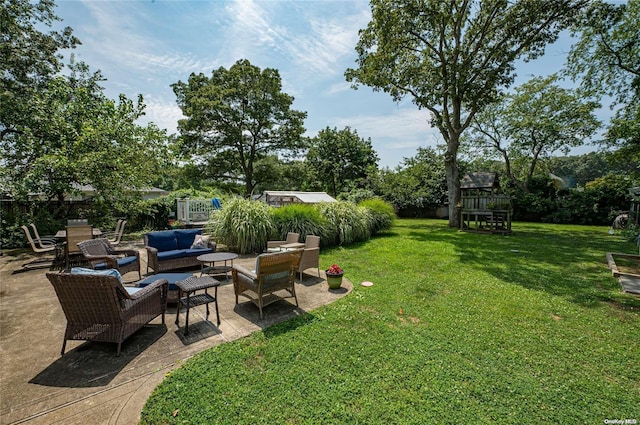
298, 235, 321, 281
266, 232, 300, 252
29, 223, 57, 250
20, 225, 62, 271
77, 238, 141, 280
65, 225, 93, 269
102, 219, 126, 246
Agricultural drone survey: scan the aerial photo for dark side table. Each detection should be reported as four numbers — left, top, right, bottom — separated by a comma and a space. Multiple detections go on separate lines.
175, 275, 220, 335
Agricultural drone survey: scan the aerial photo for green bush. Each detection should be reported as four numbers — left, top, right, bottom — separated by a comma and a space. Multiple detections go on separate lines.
314, 201, 370, 246
270, 203, 329, 242
206, 197, 274, 254
358, 198, 396, 234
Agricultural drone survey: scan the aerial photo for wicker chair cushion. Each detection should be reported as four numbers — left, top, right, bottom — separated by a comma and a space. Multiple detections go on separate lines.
71, 267, 123, 283
94, 255, 138, 270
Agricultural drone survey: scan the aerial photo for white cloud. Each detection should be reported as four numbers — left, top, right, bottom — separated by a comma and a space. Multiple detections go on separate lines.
138, 95, 184, 135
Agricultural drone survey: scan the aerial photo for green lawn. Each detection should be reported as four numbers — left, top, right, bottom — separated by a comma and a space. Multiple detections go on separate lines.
140, 219, 639, 424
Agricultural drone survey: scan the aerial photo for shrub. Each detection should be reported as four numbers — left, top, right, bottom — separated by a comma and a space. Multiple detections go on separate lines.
358, 198, 396, 234
314, 201, 370, 246
206, 197, 274, 254
270, 203, 329, 242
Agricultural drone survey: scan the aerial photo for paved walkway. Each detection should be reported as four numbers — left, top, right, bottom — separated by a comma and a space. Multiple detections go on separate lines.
0, 243, 351, 424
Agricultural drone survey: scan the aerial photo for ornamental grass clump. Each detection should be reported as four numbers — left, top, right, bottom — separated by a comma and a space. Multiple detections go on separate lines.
358, 198, 396, 234
270, 203, 329, 243
206, 197, 274, 254
315, 201, 370, 245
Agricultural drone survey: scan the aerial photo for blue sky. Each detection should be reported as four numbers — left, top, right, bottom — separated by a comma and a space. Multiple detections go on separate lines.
54, 0, 609, 169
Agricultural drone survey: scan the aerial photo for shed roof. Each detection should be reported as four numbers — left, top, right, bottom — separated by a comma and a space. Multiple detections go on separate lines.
261, 191, 336, 204
460, 172, 499, 189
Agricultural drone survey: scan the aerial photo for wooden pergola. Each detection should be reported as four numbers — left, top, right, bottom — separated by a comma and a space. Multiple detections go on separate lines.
459, 172, 513, 234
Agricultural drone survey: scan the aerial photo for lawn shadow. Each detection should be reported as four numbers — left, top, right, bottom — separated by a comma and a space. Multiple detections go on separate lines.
29, 324, 167, 388
405, 222, 640, 311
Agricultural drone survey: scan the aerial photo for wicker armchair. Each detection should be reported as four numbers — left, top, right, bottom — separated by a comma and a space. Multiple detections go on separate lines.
77, 238, 141, 280
46, 272, 168, 356
298, 235, 320, 281
266, 232, 300, 252
232, 249, 303, 319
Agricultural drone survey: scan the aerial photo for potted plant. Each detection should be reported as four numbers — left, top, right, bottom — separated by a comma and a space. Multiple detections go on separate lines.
325, 264, 344, 289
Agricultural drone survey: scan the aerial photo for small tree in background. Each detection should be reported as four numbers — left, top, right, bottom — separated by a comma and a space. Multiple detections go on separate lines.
307, 126, 379, 197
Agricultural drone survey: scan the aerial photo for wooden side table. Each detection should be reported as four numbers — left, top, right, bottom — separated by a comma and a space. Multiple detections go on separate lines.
175, 275, 220, 335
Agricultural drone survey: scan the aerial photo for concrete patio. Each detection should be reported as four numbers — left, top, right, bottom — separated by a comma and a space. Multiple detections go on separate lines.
0, 242, 351, 424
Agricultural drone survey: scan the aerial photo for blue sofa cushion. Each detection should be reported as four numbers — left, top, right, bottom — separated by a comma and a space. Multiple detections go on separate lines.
147, 230, 178, 252
157, 249, 188, 261
94, 256, 138, 270
183, 247, 214, 257
176, 228, 202, 250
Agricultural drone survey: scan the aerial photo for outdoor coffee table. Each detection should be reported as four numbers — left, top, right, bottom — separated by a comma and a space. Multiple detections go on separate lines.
175, 275, 220, 336
197, 252, 238, 280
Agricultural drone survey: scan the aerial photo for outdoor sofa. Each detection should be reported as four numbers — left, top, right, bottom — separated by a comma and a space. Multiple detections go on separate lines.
144, 228, 215, 274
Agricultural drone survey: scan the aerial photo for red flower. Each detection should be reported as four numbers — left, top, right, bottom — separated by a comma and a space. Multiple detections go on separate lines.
327, 264, 343, 275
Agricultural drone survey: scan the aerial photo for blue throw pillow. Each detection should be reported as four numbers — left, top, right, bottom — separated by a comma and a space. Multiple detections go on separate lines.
71, 267, 123, 283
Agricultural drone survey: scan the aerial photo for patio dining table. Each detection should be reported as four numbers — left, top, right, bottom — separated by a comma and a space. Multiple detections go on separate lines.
54, 228, 102, 239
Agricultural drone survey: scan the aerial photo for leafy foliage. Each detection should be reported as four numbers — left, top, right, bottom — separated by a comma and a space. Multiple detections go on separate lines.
465, 75, 601, 192
566, 0, 640, 176
346, 0, 587, 226
306, 126, 379, 197
376, 147, 447, 215
172, 59, 307, 197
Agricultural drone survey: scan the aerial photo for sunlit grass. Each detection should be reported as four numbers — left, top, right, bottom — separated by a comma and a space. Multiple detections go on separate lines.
141, 219, 639, 424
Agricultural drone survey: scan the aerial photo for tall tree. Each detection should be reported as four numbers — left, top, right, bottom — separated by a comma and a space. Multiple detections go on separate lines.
1, 60, 169, 209
565, 0, 640, 174
465, 75, 600, 192
346, 0, 586, 227
172, 59, 307, 198
1, 0, 79, 144
307, 126, 379, 197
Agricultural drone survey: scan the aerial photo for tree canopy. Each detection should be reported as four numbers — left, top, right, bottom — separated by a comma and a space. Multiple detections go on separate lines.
306, 126, 379, 197
346, 0, 587, 226
172, 59, 308, 198
565, 0, 640, 174
1, 1, 168, 209
465, 75, 600, 192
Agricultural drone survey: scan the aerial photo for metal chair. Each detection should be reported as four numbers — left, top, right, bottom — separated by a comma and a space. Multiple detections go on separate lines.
102, 219, 126, 246
20, 225, 61, 271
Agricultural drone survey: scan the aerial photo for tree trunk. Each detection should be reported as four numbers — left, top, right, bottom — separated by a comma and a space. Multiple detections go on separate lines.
445, 150, 460, 228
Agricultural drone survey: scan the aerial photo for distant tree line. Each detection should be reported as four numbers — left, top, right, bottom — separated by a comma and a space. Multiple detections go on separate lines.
1, 0, 638, 249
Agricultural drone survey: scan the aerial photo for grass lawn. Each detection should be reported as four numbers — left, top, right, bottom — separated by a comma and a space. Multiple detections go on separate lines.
140, 219, 639, 424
